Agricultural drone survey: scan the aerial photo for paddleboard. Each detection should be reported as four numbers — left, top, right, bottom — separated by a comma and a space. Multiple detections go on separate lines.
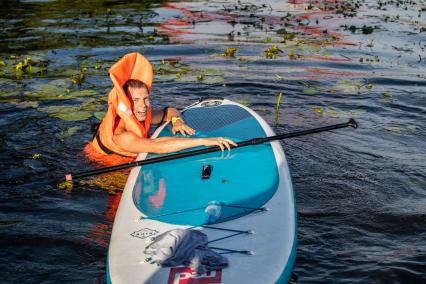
107, 98, 297, 283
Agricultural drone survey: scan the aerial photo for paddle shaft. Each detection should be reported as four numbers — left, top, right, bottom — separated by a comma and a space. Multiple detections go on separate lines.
66, 119, 357, 181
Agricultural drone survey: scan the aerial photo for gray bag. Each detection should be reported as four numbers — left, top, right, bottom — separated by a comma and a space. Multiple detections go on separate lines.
144, 229, 228, 274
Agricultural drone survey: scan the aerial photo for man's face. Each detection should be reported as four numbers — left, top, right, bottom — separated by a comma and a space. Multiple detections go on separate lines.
128, 86, 150, 122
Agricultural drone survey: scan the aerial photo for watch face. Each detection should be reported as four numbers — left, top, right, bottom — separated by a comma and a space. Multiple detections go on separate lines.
171, 116, 182, 125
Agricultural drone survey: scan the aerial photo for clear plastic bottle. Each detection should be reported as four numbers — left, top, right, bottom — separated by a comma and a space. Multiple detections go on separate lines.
205, 201, 222, 224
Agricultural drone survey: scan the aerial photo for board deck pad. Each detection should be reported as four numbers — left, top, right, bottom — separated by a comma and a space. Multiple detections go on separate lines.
132, 104, 279, 226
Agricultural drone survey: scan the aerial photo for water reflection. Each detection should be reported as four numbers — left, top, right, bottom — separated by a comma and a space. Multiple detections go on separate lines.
134, 169, 167, 214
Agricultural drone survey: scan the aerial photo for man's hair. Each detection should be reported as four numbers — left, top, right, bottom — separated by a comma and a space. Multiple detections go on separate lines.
123, 79, 148, 94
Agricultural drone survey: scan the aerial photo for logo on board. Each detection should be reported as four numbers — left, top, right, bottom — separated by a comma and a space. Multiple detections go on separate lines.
130, 228, 158, 239
168, 267, 222, 284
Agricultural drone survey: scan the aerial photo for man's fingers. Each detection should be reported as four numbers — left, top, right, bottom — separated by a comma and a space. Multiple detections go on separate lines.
224, 141, 231, 151
183, 125, 195, 136
216, 141, 224, 151
230, 140, 238, 147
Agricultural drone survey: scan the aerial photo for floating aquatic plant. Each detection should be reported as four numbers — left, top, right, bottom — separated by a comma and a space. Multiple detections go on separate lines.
362, 25, 374, 34
274, 92, 283, 127
53, 111, 93, 121
276, 28, 296, 42
56, 126, 81, 141
236, 99, 249, 106
196, 74, 205, 82
94, 111, 106, 121
26, 80, 96, 101
384, 125, 401, 133
39, 100, 102, 121
223, 47, 237, 57
264, 45, 283, 59
57, 180, 73, 191
346, 25, 374, 34
333, 79, 363, 94
303, 89, 319, 95
155, 58, 189, 75
79, 172, 128, 193
288, 49, 297, 60
32, 153, 41, 159
312, 107, 324, 115
275, 74, 284, 81
71, 68, 87, 85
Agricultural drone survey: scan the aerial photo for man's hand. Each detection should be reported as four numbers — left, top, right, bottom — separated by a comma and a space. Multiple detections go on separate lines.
171, 119, 196, 136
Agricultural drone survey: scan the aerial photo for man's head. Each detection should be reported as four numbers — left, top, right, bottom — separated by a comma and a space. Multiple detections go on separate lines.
124, 79, 150, 122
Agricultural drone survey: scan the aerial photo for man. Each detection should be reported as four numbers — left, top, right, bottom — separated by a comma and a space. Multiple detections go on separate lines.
87, 52, 236, 162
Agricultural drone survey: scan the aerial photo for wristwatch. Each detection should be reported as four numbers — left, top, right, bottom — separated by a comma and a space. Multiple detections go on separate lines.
171, 116, 183, 126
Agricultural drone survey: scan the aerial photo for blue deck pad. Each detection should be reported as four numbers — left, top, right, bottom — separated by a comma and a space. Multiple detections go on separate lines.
133, 104, 279, 226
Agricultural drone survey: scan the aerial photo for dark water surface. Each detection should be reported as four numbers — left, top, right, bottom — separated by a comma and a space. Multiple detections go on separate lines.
1, 0, 425, 283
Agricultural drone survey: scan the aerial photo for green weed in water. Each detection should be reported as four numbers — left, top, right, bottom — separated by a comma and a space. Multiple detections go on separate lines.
274, 92, 283, 127
197, 74, 204, 82
264, 45, 283, 59
71, 68, 87, 85
57, 181, 73, 191
236, 99, 249, 106
303, 89, 319, 95
223, 47, 237, 57
32, 153, 41, 159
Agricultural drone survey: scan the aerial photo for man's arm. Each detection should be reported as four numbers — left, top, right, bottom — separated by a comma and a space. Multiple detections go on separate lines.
112, 131, 237, 154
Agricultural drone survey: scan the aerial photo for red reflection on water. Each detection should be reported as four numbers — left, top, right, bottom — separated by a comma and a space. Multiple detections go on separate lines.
84, 191, 123, 248
134, 178, 142, 204
288, 0, 347, 4
158, 3, 215, 40
304, 55, 353, 62
149, 178, 166, 208
303, 67, 366, 78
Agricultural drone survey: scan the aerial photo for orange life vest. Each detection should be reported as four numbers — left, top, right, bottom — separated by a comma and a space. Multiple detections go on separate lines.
87, 52, 154, 161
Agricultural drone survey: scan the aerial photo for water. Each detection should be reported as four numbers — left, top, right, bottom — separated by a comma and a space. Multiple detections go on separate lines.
0, 0, 425, 283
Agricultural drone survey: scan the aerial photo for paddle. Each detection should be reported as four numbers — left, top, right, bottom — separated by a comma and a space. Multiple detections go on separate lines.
65, 118, 357, 181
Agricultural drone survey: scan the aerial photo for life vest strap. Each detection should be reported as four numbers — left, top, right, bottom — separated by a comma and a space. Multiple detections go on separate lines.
160, 106, 169, 124
94, 132, 130, 158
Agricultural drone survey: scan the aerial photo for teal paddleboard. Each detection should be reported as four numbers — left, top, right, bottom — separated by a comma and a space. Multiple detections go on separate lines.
107, 98, 297, 284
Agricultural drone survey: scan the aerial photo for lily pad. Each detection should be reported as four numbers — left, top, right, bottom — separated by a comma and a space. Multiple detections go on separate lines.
303, 89, 319, 95
11, 101, 39, 108
52, 111, 92, 121
27, 80, 69, 100
202, 68, 224, 76
407, 125, 416, 132
333, 80, 363, 94
236, 99, 250, 106
68, 89, 98, 97
156, 74, 178, 82
201, 76, 225, 84
384, 125, 401, 133
94, 111, 106, 121
39, 102, 101, 121
312, 107, 324, 114
56, 126, 81, 140
0, 90, 20, 98
176, 75, 198, 83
